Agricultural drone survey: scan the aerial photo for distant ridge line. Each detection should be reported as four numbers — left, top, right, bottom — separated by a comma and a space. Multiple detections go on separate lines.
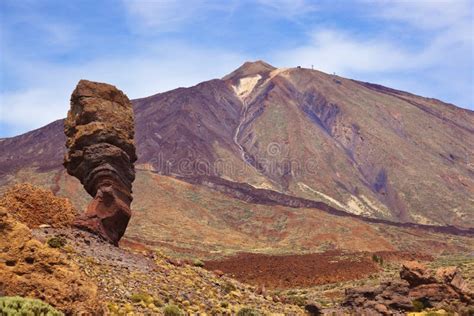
149, 172, 474, 236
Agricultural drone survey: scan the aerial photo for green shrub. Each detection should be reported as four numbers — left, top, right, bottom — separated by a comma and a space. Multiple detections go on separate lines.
47, 236, 67, 248
193, 259, 205, 267
130, 292, 153, 304
163, 304, 184, 316
412, 299, 425, 312
0, 296, 63, 316
237, 307, 262, 316
220, 301, 229, 308
222, 281, 237, 294
371, 254, 384, 265
286, 295, 307, 307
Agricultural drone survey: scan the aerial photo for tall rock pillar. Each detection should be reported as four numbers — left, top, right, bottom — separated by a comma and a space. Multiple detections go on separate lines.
64, 80, 136, 245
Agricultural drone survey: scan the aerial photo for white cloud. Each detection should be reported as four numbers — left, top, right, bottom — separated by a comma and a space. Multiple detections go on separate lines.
121, 0, 317, 32
367, 0, 473, 30
0, 42, 247, 137
122, 0, 236, 32
271, 23, 473, 108
272, 29, 416, 74
256, 0, 318, 18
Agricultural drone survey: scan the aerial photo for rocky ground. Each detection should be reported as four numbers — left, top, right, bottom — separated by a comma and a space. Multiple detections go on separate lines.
32, 227, 305, 315
203, 251, 382, 289
2, 183, 473, 315
0, 208, 102, 314
0, 183, 76, 228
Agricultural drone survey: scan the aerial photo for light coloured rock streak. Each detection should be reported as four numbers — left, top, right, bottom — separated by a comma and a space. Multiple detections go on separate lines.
232, 75, 261, 162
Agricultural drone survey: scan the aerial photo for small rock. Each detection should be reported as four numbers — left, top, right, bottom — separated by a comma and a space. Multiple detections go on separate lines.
304, 302, 322, 315
373, 303, 389, 315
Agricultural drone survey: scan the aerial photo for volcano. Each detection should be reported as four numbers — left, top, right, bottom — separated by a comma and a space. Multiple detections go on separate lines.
1, 61, 472, 230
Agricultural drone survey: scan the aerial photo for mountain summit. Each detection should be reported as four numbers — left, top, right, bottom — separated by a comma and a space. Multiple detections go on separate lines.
0, 62, 473, 228
222, 60, 277, 81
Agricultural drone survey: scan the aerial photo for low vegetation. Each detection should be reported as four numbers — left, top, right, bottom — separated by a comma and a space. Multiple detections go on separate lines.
46, 236, 67, 248
163, 304, 184, 316
0, 296, 63, 316
237, 307, 263, 316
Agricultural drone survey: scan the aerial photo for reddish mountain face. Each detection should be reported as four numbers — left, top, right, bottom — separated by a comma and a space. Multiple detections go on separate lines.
1, 61, 473, 228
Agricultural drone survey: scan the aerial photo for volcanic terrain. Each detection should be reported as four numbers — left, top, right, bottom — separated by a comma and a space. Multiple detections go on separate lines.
1, 61, 473, 229
1, 61, 474, 314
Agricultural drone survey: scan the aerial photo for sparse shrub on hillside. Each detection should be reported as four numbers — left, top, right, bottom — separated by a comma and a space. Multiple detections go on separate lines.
371, 254, 383, 265
163, 304, 184, 316
130, 292, 154, 304
0, 296, 63, 316
412, 299, 426, 312
286, 295, 308, 307
47, 236, 67, 248
222, 281, 237, 294
193, 259, 205, 267
106, 302, 119, 313
237, 307, 263, 316
220, 301, 229, 308
153, 297, 164, 307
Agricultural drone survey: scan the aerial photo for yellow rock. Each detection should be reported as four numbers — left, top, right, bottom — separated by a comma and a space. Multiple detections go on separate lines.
124, 303, 134, 312
230, 291, 242, 298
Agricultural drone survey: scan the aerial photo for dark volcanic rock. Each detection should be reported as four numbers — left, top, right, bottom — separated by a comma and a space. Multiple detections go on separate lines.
64, 80, 136, 245
399, 261, 436, 287
341, 261, 473, 314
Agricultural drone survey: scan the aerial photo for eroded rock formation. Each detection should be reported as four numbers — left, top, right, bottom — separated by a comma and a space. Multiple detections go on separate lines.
64, 80, 136, 245
342, 261, 473, 314
0, 183, 76, 228
0, 207, 102, 313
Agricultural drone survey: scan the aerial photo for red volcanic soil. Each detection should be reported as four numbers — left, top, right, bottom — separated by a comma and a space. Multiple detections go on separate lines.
204, 251, 382, 289
374, 251, 433, 263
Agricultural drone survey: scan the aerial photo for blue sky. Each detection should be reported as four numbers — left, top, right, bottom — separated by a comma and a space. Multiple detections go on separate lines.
1, 0, 473, 137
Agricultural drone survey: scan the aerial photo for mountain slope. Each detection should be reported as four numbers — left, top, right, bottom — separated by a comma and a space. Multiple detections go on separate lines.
0, 61, 473, 227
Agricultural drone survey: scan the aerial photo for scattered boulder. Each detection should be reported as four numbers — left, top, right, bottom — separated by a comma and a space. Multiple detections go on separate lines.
64, 80, 137, 245
341, 261, 473, 314
0, 207, 103, 314
399, 261, 436, 287
435, 266, 472, 295
0, 183, 76, 228
304, 302, 322, 315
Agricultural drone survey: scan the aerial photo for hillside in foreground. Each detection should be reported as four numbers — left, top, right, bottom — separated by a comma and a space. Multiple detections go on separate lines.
1, 184, 473, 314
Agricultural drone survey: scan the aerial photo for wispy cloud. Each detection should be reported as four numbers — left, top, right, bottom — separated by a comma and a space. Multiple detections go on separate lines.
256, 0, 318, 18
271, 0, 473, 108
0, 42, 246, 136
368, 0, 473, 30
272, 29, 414, 74
122, 0, 236, 32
